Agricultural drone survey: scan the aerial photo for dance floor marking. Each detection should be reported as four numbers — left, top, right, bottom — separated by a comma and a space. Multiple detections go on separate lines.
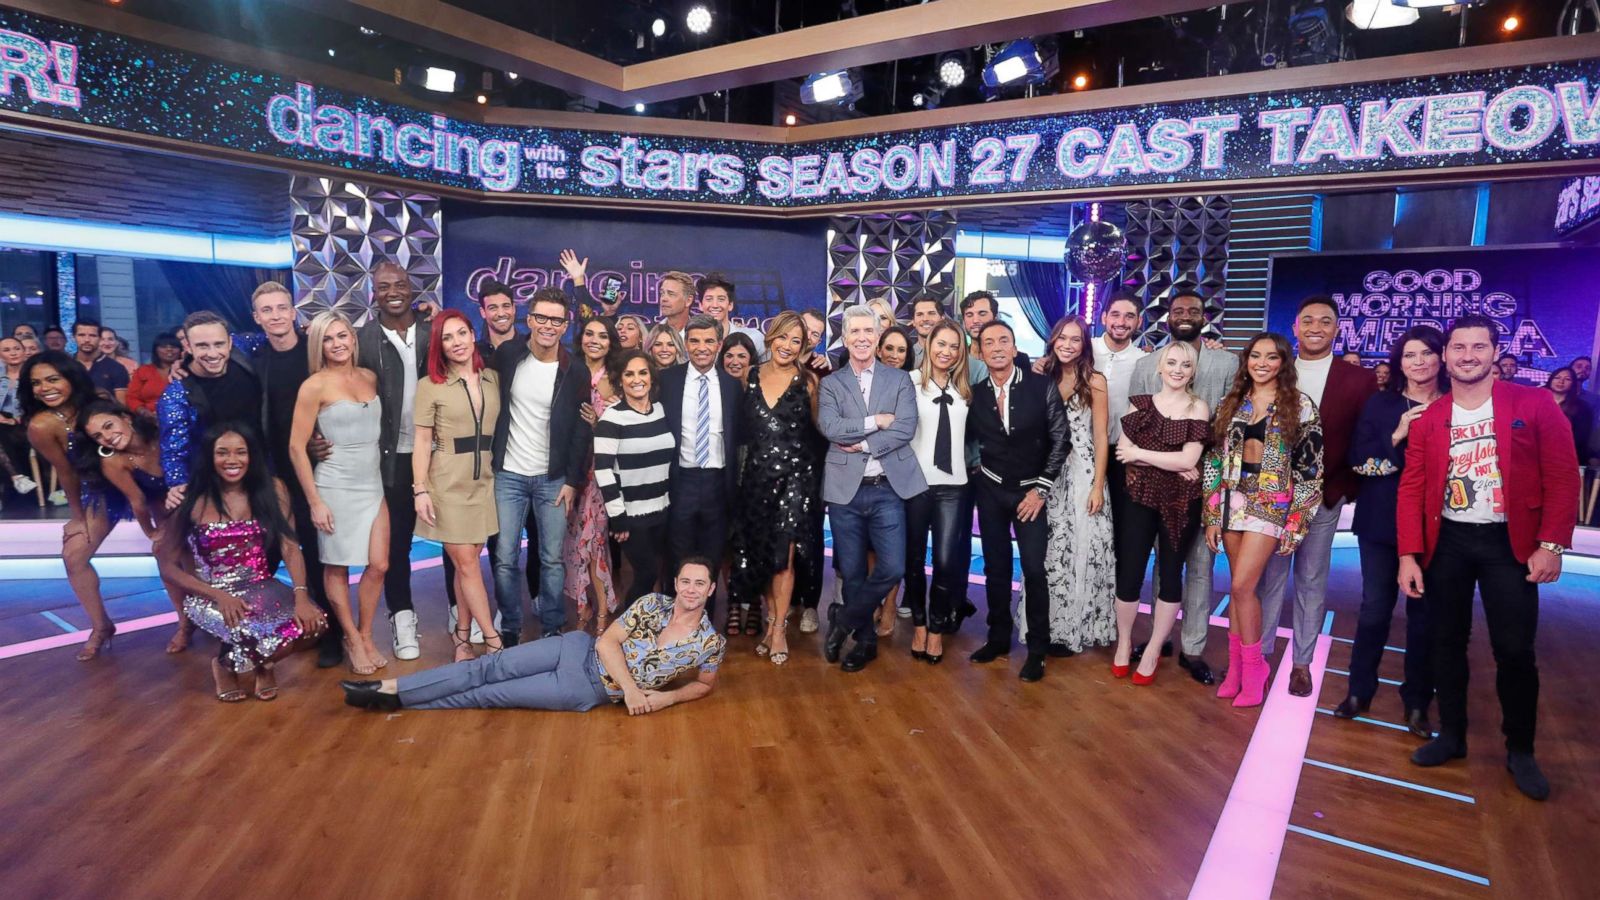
1314, 706, 1435, 736
1302, 757, 1475, 804
1284, 824, 1491, 887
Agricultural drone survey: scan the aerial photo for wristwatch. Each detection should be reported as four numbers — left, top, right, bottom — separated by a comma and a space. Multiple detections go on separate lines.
1537, 541, 1565, 556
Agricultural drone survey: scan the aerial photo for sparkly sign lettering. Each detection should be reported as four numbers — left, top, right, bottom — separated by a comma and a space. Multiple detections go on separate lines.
1554, 174, 1600, 234
3, 8, 1600, 206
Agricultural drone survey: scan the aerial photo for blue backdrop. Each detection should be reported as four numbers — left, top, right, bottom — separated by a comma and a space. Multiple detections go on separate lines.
1266, 247, 1600, 378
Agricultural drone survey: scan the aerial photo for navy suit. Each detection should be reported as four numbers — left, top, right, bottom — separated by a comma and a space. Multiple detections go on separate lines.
658, 363, 743, 609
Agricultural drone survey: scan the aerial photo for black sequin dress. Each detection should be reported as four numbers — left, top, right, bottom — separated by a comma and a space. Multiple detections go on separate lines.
729, 365, 822, 611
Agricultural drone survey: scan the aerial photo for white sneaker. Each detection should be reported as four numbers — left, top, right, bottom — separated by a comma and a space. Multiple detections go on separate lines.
48, 489, 67, 506
896, 605, 912, 619
799, 608, 819, 633
447, 605, 486, 644
391, 609, 420, 660
12, 474, 37, 494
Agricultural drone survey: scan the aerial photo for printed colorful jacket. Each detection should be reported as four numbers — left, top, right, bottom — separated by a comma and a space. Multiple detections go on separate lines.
1201, 391, 1324, 548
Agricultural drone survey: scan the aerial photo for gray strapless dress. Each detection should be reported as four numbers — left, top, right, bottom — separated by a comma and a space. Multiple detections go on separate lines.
314, 399, 384, 566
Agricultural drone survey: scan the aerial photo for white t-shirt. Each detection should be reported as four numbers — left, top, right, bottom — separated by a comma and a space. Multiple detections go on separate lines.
1092, 334, 1147, 442
1296, 354, 1334, 408
1442, 398, 1505, 524
381, 323, 418, 453
503, 355, 559, 477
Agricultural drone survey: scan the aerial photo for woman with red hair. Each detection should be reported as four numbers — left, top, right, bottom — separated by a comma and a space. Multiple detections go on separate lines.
414, 310, 503, 661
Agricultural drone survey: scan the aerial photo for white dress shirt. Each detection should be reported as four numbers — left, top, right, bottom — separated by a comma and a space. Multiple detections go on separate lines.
678, 365, 725, 469
851, 360, 885, 478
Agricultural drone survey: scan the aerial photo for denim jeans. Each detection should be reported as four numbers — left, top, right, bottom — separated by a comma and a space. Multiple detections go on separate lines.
1348, 537, 1433, 711
902, 484, 971, 633
493, 471, 568, 637
1259, 499, 1344, 666
397, 631, 608, 711
828, 481, 908, 645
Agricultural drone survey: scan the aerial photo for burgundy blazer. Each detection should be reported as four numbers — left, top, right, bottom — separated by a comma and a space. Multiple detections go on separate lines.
1316, 358, 1378, 508
1396, 380, 1580, 567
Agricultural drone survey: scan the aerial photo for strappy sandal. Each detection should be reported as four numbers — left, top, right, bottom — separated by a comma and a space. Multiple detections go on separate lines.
483, 631, 505, 654
755, 616, 771, 657
452, 628, 474, 662
165, 621, 192, 654
76, 626, 116, 662
211, 658, 248, 703
770, 616, 791, 667
253, 663, 279, 701
344, 638, 376, 676
743, 605, 761, 636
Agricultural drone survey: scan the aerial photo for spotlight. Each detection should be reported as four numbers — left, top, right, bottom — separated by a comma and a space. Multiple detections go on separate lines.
1502, 15, 1520, 32
420, 67, 458, 93
686, 5, 712, 35
327, 48, 337, 57
358, 25, 377, 36
784, 113, 797, 125
1344, 0, 1419, 29
634, 102, 646, 113
911, 92, 925, 107
652, 17, 667, 37
476, 94, 488, 104
982, 39, 1054, 88
938, 56, 967, 88
1072, 73, 1089, 90
506, 71, 520, 81
800, 70, 862, 105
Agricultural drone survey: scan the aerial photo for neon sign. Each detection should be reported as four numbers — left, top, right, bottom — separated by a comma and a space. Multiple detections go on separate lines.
1554, 174, 1600, 234
3, 8, 1600, 206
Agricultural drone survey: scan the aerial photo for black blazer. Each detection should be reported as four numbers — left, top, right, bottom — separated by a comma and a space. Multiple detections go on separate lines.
658, 363, 743, 497
488, 340, 591, 487
968, 366, 1070, 492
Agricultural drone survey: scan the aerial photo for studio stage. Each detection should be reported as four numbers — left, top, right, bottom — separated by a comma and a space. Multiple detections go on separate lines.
0, 522, 1596, 898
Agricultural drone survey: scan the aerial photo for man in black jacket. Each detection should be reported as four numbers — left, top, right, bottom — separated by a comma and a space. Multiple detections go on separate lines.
658, 315, 742, 627
354, 262, 432, 660
966, 320, 1069, 681
489, 287, 592, 642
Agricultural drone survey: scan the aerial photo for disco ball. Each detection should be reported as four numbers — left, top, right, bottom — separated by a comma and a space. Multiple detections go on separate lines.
1065, 220, 1127, 283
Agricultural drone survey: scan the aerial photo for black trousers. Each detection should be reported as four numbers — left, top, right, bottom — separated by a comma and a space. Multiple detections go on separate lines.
1349, 537, 1433, 710
902, 484, 971, 633
382, 454, 418, 615
617, 520, 668, 610
285, 479, 340, 645
1114, 498, 1197, 604
1107, 458, 1132, 558
1426, 520, 1540, 753
975, 479, 1049, 652
669, 467, 729, 613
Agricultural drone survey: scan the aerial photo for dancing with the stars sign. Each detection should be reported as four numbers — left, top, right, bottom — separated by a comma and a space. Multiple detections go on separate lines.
1266, 247, 1600, 375
4, 7, 1600, 208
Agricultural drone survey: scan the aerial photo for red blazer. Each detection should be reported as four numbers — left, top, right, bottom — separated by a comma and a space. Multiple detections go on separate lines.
1317, 358, 1378, 507
1396, 380, 1580, 567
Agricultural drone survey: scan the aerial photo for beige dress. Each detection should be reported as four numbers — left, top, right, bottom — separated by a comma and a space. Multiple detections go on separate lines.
414, 369, 500, 544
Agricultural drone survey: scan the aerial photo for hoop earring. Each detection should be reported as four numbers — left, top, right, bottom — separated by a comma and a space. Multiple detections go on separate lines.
98, 444, 115, 458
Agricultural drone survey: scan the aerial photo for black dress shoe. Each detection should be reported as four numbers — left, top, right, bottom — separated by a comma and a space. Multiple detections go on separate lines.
969, 640, 1010, 663
1019, 653, 1046, 682
1333, 696, 1371, 719
1133, 640, 1174, 662
1404, 708, 1433, 740
956, 600, 978, 626
1411, 735, 1467, 767
1046, 643, 1076, 658
824, 623, 849, 663
316, 631, 344, 669
341, 680, 402, 712
1178, 654, 1215, 686
501, 630, 521, 649
841, 643, 878, 673
1507, 752, 1550, 801
910, 649, 929, 662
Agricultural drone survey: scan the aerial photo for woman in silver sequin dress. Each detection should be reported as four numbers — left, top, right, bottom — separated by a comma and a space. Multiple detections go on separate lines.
156, 425, 325, 702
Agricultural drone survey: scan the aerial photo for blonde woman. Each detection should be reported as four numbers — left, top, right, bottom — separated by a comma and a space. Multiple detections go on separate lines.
289, 311, 390, 675
1112, 340, 1210, 685
646, 323, 686, 369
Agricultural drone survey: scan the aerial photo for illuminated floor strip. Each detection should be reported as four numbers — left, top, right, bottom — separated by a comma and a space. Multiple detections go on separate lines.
1314, 706, 1432, 736
1328, 635, 1405, 653
1188, 633, 1332, 900
1302, 758, 1474, 804
1212, 595, 1230, 617
39, 610, 77, 634
1321, 610, 1335, 634
1284, 825, 1490, 886
0, 611, 178, 661
1323, 666, 1403, 687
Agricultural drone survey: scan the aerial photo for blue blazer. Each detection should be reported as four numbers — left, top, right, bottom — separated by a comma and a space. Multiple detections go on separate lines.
817, 362, 927, 504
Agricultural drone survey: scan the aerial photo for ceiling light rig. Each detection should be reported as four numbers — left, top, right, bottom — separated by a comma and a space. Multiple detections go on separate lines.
652, 18, 667, 38
1345, 0, 1420, 29
686, 5, 713, 36
938, 55, 968, 88
801, 70, 863, 106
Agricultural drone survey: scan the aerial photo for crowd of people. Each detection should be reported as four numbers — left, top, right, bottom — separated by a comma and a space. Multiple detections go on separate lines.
3, 257, 1586, 802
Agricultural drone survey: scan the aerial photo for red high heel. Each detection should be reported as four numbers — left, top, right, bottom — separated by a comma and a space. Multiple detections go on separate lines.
1110, 662, 1130, 678
1131, 668, 1157, 686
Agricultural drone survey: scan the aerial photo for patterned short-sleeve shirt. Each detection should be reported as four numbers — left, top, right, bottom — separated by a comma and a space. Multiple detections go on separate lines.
597, 593, 726, 699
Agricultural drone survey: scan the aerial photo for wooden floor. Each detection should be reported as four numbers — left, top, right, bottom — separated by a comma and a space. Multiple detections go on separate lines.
0, 545, 1596, 898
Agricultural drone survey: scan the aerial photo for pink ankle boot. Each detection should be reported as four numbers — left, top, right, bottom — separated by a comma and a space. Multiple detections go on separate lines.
1216, 634, 1244, 699
1232, 641, 1270, 708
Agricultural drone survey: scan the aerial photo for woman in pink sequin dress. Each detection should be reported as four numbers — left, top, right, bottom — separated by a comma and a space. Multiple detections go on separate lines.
565, 318, 619, 632
155, 425, 325, 702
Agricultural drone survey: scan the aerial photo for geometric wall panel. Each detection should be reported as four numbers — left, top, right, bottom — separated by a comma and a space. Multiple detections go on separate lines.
1121, 195, 1231, 348
290, 176, 442, 325
824, 210, 957, 350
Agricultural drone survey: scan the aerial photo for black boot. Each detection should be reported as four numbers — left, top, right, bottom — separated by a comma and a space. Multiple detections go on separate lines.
969, 639, 1010, 663
1018, 653, 1045, 682
1507, 752, 1550, 801
1411, 734, 1467, 767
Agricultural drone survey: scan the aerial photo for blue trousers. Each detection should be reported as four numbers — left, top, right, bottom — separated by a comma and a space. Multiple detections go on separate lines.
828, 481, 908, 645
397, 631, 610, 711
492, 471, 569, 637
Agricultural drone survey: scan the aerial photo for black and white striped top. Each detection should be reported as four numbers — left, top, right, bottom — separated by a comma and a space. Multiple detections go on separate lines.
592, 401, 674, 532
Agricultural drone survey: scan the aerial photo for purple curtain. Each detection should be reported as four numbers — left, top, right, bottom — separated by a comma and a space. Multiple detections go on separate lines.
155, 261, 288, 332
1010, 260, 1071, 340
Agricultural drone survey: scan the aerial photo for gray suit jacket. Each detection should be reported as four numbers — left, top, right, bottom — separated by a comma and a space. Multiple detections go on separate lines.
817, 363, 928, 504
1130, 341, 1239, 415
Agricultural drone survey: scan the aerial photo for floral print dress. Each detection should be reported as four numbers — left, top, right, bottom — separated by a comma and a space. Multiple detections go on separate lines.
563, 368, 617, 620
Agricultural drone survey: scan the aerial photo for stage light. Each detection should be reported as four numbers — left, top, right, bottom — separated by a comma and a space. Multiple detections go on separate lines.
983, 40, 1047, 88
327, 48, 337, 58
784, 113, 797, 125
1503, 15, 1520, 32
686, 5, 712, 35
911, 92, 925, 107
358, 26, 377, 36
476, 94, 488, 104
634, 102, 646, 113
652, 17, 667, 37
1072, 73, 1089, 89
938, 56, 967, 88
800, 70, 862, 105
1344, 0, 1420, 29
422, 67, 458, 93
506, 71, 520, 81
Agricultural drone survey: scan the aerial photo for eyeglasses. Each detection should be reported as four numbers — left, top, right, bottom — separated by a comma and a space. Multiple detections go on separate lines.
529, 313, 566, 326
